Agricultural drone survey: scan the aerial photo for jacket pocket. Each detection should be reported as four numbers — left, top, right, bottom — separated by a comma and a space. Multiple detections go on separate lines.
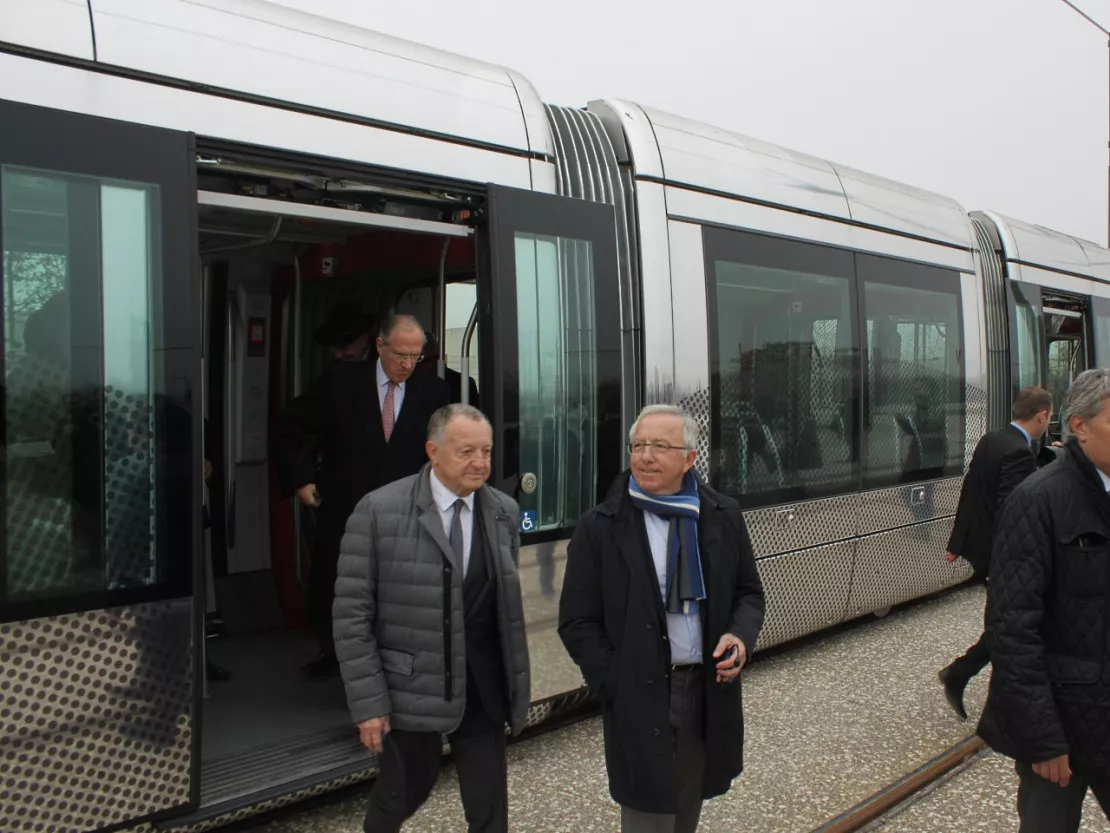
1047, 655, 1100, 686
1056, 529, 1110, 599
380, 648, 415, 676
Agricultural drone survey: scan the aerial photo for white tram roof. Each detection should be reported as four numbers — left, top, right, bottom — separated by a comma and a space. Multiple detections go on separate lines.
590, 99, 976, 251
4, 0, 552, 158
976, 211, 1110, 283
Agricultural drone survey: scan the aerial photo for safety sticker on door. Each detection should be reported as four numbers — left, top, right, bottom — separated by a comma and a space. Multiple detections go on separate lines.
520, 511, 536, 533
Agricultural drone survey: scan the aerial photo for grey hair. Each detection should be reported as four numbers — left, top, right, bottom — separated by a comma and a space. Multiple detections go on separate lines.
380, 314, 427, 345
628, 404, 700, 450
1062, 368, 1110, 440
427, 403, 490, 444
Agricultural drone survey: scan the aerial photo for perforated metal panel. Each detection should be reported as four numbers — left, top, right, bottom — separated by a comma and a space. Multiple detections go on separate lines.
0, 600, 194, 833
846, 520, 973, 617
676, 386, 711, 479
965, 383, 989, 467
856, 478, 962, 536
743, 494, 859, 558
753, 542, 855, 651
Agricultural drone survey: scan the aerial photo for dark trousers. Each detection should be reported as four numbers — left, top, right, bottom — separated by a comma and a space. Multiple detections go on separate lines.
362, 724, 508, 833
948, 628, 990, 682
620, 666, 706, 833
1017, 761, 1110, 833
307, 505, 346, 654
947, 571, 991, 684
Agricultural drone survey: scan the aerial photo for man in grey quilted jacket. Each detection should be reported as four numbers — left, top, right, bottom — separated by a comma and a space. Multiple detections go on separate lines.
334, 403, 530, 833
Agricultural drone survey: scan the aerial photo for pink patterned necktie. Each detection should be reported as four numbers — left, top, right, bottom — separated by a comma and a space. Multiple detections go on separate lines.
382, 382, 396, 442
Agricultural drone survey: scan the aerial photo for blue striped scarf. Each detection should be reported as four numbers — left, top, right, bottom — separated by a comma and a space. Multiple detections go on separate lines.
628, 471, 706, 615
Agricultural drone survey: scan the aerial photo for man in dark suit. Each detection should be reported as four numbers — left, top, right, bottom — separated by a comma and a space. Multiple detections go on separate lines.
419, 331, 480, 409
275, 314, 450, 678
938, 385, 1054, 719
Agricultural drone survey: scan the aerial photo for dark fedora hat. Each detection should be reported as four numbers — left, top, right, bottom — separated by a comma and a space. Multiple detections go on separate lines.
314, 302, 375, 347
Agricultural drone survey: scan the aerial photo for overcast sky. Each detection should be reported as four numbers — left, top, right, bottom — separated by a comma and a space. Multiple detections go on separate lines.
271, 0, 1109, 246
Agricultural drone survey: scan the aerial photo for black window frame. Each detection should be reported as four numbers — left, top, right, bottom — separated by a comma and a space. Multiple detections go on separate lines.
703, 225, 861, 509
0, 100, 199, 625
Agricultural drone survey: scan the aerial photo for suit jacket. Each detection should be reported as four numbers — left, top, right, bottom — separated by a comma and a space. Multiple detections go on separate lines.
947, 424, 1037, 576
273, 361, 450, 519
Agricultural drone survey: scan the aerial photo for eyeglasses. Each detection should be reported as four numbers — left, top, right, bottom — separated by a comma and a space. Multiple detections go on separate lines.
386, 348, 424, 363
628, 441, 688, 456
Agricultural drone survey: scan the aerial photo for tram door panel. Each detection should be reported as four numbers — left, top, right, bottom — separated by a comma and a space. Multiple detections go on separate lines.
482, 186, 622, 700
0, 102, 200, 830
483, 186, 623, 530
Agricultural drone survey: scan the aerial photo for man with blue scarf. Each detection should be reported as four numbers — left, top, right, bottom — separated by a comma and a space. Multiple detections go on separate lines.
559, 405, 765, 833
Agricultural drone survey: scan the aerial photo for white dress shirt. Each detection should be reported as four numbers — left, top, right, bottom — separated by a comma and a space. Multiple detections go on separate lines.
429, 469, 475, 575
642, 511, 703, 665
376, 359, 405, 420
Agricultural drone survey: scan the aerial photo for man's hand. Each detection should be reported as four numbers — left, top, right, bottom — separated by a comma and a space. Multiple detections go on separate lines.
1033, 754, 1071, 787
296, 483, 322, 507
357, 716, 391, 753
944, 551, 959, 564
713, 633, 747, 683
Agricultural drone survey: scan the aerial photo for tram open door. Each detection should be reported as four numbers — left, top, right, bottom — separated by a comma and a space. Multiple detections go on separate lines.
0, 103, 202, 832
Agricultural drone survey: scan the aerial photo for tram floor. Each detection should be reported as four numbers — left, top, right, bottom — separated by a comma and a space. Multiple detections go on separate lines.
241, 583, 1014, 832
201, 629, 364, 804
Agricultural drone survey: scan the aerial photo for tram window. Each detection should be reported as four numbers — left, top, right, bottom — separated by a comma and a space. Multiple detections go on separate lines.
1, 167, 163, 605
859, 256, 965, 488
705, 228, 858, 507
515, 234, 597, 530
445, 281, 479, 393
1093, 297, 1110, 367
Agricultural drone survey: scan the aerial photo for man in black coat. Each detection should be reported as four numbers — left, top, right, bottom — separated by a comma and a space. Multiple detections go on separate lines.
978, 369, 1110, 831
558, 404, 765, 833
275, 314, 449, 677
938, 385, 1053, 719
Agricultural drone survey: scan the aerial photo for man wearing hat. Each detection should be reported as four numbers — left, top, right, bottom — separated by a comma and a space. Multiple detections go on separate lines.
275, 313, 450, 678
314, 302, 376, 362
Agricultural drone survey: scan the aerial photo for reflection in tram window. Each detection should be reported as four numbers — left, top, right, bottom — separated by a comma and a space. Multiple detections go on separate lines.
1010, 283, 1044, 395
1093, 297, 1110, 369
515, 233, 597, 530
1, 166, 160, 602
707, 231, 857, 507
860, 260, 966, 488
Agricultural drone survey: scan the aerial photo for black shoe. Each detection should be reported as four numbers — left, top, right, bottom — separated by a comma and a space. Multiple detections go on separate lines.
302, 651, 339, 679
938, 666, 968, 720
205, 612, 228, 640
206, 660, 231, 681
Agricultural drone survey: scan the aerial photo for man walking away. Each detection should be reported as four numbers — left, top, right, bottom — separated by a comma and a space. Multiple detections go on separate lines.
938, 385, 1053, 719
559, 404, 765, 833
334, 404, 530, 833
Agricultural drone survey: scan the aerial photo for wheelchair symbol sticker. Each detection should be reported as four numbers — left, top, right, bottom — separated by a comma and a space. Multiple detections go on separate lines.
520, 511, 536, 533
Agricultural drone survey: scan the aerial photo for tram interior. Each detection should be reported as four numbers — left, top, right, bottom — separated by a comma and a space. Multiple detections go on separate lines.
197, 172, 481, 803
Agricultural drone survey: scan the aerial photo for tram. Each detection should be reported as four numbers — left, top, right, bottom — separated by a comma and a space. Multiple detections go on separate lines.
0, 2, 1107, 831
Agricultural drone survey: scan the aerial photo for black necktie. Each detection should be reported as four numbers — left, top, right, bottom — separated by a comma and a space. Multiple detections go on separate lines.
450, 499, 466, 575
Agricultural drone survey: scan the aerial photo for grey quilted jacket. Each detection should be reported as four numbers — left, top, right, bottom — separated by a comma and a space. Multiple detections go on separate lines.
333, 464, 531, 735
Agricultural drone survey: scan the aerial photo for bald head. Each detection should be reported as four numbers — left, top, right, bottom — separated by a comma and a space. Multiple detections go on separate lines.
376, 314, 427, 384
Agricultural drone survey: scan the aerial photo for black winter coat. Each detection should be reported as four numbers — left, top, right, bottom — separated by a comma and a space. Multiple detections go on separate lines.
558, 472, 766, 814
977, 440, 1110, 774
947, 424, 1037, 576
